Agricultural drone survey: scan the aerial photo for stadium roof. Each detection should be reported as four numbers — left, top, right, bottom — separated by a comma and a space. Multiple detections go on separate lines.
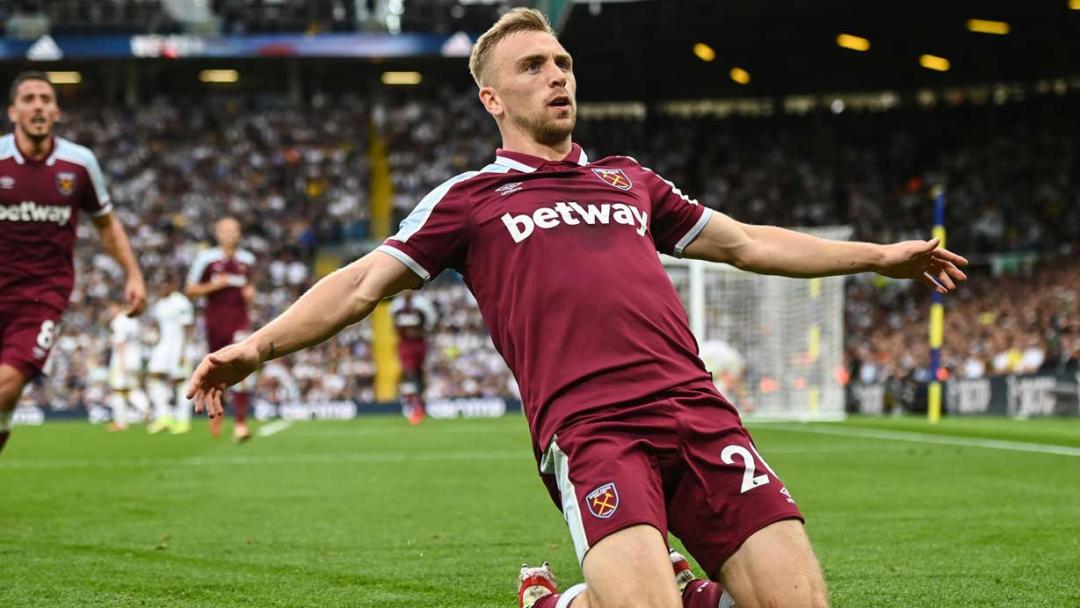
560, 0, 1080, 99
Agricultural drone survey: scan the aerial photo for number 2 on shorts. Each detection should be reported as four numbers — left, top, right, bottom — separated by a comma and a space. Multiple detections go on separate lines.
721, 445, 769, 493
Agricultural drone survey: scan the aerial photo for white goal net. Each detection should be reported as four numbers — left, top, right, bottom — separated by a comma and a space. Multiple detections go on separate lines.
663, 226, 851, 421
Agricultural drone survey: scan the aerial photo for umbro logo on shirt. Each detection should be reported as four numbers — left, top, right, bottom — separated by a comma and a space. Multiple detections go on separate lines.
495, 182, 524, 197
501, 201, 648, 244
0, 176, 14, 189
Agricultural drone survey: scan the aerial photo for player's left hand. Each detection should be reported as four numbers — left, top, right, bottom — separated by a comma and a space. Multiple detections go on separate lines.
877, 238, 968, 294
125, 276, 148, 316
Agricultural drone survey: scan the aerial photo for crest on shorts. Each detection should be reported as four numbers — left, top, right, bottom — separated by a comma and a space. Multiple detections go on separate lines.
585, 482, 619, 519
591, 168, 632, 191
56, 172, 76, 196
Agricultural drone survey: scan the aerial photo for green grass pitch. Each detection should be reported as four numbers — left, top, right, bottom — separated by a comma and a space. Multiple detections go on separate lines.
2, 415, 1078, 607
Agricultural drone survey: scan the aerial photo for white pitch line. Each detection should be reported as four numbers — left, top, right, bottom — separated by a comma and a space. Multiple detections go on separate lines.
771, 425, 1080, 458
256, 420, 293, 438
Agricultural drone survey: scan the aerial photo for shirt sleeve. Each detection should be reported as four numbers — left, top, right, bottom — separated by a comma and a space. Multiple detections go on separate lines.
376, 176, 473, 283
80, 151, 113, 217
638, 166, 713, 258
186, 251, 211, 286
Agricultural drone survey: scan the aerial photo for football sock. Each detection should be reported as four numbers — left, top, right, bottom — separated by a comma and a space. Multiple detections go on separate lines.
109, 393, 128, 426
531, 583, 586, 608
147, 378, 172, 421
530, 581, 727, 608
174, 384, 192, 424
682, 579, 734, 608
129, 388, 151, 418
234, 391, 249, 424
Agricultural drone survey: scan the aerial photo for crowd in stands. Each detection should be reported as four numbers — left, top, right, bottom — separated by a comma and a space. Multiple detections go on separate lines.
17, 89, 1079, 413
846, 260, 1079, 386
3, 0, 511, 38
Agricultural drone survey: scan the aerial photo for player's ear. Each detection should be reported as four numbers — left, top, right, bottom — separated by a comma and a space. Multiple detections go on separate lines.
479, 86, 503, 117
6, 105, 15, 124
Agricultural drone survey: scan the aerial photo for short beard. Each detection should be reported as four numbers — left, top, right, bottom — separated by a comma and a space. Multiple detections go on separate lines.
20, 124, 51, 144
511, 111, 575, 147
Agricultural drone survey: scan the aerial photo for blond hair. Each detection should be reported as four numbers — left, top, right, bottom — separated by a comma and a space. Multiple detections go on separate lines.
468, 8, 556, 87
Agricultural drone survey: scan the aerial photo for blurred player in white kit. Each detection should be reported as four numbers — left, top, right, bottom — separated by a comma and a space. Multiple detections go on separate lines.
146, 273, 196, 434
106, 301, 149, 431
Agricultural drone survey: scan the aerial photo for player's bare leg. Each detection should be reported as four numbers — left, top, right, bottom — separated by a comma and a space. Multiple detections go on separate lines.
0, 364, 31, 454
567, 524, 682, 608
716, 519, 827, 608
232, 391, 251, 442
523, 535, 732, 608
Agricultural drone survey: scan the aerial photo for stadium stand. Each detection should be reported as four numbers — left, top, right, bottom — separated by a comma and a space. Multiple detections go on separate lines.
18, 89, 1078, 412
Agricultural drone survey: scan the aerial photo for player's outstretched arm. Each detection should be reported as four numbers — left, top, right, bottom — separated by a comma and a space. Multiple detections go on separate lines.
91, 213, 147, 315
187, 250, 421, 417
682, 211, 968, 293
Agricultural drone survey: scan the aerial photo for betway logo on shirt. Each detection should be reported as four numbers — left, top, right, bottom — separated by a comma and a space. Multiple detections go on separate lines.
501, 202, 648, 244
0, 201, 72, 226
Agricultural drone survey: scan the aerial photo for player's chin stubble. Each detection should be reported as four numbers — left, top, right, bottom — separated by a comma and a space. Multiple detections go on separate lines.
22, 123, 51, 142
512, 110, 576, 147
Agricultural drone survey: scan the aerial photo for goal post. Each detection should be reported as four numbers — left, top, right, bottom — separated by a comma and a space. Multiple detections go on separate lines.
662, 226, 851, 421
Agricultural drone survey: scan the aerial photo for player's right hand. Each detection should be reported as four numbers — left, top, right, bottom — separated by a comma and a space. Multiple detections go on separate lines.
187, 341, 261, 418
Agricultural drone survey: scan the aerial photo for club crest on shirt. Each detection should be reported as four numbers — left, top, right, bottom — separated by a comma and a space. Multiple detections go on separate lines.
585, 482, 619, 519
591, 168, 632, 191
56, 172, 77, 196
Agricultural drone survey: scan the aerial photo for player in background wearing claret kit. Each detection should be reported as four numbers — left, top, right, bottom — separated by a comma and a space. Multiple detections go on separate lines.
391, 290, 438, 425
0, 71, 146, 455
185, 216, 256, 442
146, 273, 196, 435
186, 9, 968, 608
105, 301, 150, 431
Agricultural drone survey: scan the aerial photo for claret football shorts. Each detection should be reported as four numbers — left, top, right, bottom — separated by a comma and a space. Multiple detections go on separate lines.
0, 303, 63, 380
539, 384, 804, 577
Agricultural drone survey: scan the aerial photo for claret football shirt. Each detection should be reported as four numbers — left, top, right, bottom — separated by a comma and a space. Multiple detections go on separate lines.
0, 134, 113, 312
378, 144, 717, 449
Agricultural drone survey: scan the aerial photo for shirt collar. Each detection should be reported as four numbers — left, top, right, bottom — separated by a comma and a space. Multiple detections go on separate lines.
12, 136, 58, 166
494, 143, 589, 173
